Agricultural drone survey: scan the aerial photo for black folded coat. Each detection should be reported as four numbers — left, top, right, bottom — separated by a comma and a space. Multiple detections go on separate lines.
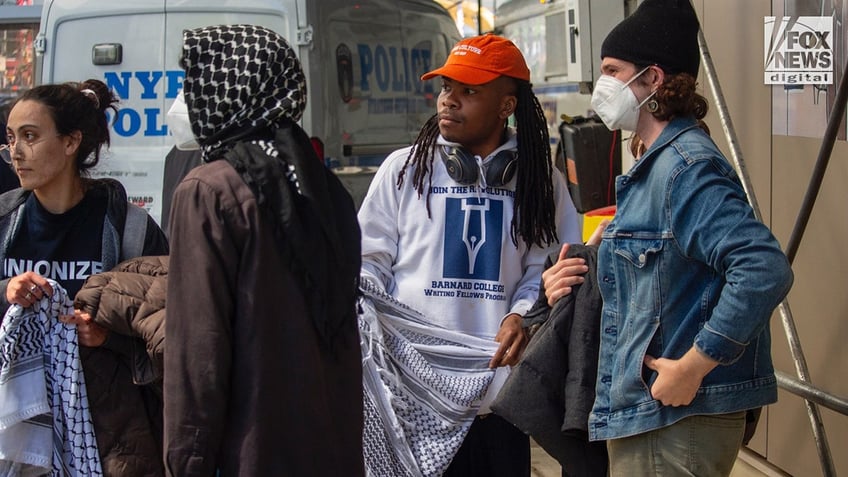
491, 243, 608, 477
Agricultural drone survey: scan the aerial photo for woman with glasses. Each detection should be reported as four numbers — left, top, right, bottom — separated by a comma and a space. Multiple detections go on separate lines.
0, 79, 169, 476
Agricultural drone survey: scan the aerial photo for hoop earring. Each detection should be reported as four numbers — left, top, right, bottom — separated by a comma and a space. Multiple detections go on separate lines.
646, 99, 659, 113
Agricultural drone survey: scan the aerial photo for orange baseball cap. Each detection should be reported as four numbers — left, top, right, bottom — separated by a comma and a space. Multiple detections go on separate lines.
421, 34, 530, 85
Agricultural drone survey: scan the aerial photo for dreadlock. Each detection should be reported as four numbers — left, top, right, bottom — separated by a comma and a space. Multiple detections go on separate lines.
396, 113, 440, 216
512, 80, 558, 248
397, 80, 559, 248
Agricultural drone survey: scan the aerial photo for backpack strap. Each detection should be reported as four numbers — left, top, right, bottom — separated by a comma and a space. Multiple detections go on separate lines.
121, 203, 148, 261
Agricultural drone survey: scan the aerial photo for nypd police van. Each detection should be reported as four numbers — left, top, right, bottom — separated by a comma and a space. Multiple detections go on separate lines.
35, 0, 461, 222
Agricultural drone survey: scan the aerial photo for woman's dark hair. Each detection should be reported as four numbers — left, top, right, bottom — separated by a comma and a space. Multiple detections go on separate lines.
397, 79, 559, 248
630, 69, 710, 157
16, 79, 119, 174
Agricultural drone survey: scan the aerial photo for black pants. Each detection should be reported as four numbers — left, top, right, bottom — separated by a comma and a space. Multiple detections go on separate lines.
443, 414, 530, 477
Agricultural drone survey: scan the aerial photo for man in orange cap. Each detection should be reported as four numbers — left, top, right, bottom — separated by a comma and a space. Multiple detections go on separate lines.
358, 34, 582, 476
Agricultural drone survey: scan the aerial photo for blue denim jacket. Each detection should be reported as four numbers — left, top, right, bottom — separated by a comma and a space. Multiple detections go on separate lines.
588, 116, 793, 441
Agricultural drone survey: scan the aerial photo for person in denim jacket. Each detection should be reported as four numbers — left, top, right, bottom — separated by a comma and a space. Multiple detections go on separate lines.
543, 1, 795, 475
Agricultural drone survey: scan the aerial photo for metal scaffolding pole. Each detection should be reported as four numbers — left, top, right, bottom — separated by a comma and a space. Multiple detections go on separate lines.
697, 26, 839, 477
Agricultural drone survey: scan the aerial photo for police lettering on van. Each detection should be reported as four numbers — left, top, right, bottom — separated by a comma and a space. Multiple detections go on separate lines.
358, 42, 437, 115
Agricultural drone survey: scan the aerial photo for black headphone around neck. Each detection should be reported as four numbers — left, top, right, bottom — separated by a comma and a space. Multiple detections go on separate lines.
439, 145, 517, 187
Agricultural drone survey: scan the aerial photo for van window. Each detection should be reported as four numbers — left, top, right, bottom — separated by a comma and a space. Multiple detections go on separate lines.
1, 23, 38, 104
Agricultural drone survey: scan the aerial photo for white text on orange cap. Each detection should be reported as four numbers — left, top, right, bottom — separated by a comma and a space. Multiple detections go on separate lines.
452, 45, 483, 55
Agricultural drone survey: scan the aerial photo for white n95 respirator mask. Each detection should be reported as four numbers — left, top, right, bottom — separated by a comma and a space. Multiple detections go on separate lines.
165, 90, 200, 151
590, 67, 654, 132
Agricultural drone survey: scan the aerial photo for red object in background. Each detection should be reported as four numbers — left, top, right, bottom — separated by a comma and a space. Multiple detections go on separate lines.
584, 205, 616, 218
17, 0, 33, 5
310, 137, 325, 163
582, 205, 616, 243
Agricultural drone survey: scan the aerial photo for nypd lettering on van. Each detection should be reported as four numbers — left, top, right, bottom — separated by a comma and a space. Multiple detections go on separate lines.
105, 70, 183, 138
105, 42, 437, 139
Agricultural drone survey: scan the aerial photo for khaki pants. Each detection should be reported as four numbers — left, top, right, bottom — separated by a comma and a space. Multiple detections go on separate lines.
607, 412, 746, 477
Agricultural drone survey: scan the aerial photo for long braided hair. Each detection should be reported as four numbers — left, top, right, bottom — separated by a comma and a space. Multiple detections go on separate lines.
397, 79, 559, 248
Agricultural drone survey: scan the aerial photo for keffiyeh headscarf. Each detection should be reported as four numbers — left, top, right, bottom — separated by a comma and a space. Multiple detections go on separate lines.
180, 24, 307, 158
178, 24, 361, 350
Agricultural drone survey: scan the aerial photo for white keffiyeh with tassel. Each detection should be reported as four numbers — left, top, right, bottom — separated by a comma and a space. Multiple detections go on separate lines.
0, 280, 102, 476
359, 280, 498, 477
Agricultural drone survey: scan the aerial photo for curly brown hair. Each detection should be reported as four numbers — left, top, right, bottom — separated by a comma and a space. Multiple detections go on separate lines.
630, 71, 710, 157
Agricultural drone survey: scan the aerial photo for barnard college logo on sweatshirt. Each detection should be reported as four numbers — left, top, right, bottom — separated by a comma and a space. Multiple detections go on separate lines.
443, 197, 503, 281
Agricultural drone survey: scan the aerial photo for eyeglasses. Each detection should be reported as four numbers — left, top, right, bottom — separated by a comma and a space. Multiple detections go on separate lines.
0, 144, 14, 165
1, 134, 62, 164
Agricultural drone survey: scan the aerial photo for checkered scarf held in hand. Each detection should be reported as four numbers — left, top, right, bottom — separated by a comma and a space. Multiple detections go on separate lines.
0, 280, 102, 476
359, 280, 498, 477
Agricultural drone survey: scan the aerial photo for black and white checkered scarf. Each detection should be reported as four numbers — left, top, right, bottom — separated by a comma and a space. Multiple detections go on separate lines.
178, 25, 360, 349
359, 280, 498, 477
0, 281, 102, 476
180, 24, 306, 159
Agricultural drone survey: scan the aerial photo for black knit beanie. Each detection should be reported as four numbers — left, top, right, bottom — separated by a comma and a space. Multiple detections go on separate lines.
600, 0, 701, 77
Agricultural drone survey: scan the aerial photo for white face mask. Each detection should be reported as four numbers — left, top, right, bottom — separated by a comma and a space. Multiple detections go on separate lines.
165, 90, 200, 151
590, 67, 655, 132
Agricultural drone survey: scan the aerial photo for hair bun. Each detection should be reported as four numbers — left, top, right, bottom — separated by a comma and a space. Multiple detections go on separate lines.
79, 88, 101, 109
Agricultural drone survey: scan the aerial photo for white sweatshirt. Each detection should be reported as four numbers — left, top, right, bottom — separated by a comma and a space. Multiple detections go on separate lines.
359, 132, 580, 341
